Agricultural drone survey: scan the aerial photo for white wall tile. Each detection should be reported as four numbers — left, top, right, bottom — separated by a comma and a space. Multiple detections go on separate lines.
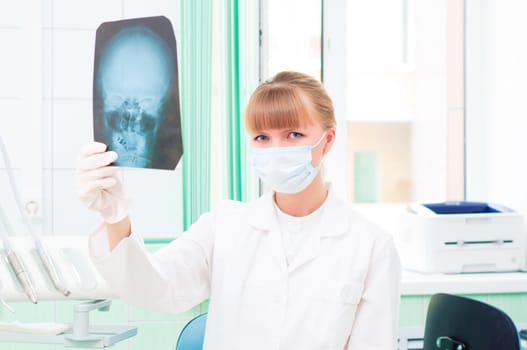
0, 99, 36, 169
42, 169, 53, 235
0, 29, 21, 98
125, 167, 182, 238
0, 169, 26, 236
53, 0, 122, 29
4, 1, 186, 243
42, 100, 53, 169
42, 29, 52, 99
42, 0, 53, 28
0, 0, 22, 27
0, 168, 46, 235
53, 29, 95, 99
52, 170, 101, 235
53, 100, 92, 169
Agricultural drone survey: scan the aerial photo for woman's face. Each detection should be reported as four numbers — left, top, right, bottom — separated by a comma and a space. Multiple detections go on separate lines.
249, 122, 335, 167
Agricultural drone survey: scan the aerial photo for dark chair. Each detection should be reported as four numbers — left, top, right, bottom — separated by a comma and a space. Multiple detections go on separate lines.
423, 293, 520, 350
175, 313, 208, 350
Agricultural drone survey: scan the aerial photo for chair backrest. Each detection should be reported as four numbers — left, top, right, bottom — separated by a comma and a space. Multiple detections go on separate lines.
423, 293, 520, 350
175, 313, 208, 350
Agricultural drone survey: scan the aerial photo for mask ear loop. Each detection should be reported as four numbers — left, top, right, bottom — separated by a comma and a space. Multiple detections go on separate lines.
311, 131, 328, 170
310, 131, 328, 150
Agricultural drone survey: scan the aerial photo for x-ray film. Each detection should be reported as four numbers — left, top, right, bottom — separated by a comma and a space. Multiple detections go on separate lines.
93, 16, 182, 170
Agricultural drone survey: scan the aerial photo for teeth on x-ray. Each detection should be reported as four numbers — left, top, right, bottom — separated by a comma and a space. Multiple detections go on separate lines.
93, 16, 183, 170
117, 136, 126, 147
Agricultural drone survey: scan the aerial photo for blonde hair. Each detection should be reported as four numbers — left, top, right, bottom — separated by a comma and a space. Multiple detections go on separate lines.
245, 71, 336, 133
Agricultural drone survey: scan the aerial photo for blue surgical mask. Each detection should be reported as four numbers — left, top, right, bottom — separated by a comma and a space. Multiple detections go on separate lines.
250, 132, 327, 194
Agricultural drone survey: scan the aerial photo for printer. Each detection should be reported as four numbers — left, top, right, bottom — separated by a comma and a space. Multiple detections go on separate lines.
398, 201, 526, 273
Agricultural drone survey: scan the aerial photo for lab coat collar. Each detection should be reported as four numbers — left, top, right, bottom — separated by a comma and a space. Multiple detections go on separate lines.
247, 183, 349, 238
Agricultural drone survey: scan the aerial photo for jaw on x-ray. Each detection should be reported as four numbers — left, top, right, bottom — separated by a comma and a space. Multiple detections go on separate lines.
93, 16, 182, 170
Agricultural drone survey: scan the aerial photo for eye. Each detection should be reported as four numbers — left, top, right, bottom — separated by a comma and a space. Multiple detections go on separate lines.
107, 110, 124, 130
288, 132, 304, 139
253, 135, 268, 142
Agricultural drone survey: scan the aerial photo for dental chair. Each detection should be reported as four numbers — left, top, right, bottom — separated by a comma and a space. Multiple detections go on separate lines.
423, 293, 520, 350
175, 313, 208, 350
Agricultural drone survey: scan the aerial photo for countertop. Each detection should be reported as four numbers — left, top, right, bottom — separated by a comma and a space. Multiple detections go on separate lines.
401, 269, 527, 295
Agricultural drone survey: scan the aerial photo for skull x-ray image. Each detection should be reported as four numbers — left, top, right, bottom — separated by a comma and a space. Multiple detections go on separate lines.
93, 16, 182, 170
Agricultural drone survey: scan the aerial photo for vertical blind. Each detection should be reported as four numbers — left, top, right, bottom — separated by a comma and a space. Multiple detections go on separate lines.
221, 0, 260, 202
180, 0, 213, 230
180, 0, 259, 231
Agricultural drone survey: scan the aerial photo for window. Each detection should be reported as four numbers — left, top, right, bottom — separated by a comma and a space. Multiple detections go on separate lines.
346, 0, 415, 203
465, 0, 527, 214
261, 0, 322, 80
264, 0, 463, 203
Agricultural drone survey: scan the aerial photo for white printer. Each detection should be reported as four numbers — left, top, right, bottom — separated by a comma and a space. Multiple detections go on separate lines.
398, 201, 526, 273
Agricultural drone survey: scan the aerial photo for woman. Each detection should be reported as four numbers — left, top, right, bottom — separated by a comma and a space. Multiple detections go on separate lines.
76, 71, 401, 349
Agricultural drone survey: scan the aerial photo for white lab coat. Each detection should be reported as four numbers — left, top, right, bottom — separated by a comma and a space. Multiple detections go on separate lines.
89, 185, 401, 349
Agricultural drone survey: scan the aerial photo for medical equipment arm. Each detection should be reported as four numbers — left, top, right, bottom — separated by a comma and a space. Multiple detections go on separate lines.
0, 136, 70, 297
0, 203, 38, 304
0, 278, 14, 313
75, 142, 129, 224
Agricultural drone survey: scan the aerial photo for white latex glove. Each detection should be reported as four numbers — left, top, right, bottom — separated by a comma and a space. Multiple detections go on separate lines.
75, 142, 129, 224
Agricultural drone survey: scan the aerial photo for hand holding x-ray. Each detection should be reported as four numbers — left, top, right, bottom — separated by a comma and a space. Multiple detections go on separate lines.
75, 142, 129, 224
93, 16, 183, 170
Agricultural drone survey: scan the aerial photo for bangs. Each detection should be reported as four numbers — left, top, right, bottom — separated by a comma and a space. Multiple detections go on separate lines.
245, 85, 314, 133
